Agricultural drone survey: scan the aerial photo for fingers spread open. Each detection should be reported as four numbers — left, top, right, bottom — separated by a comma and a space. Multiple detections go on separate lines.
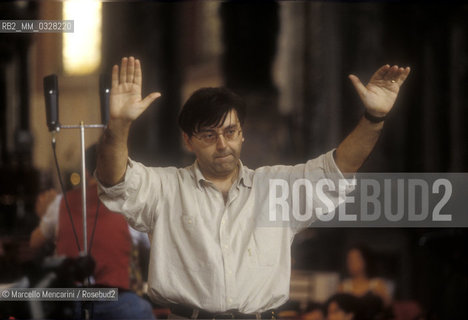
371, 65, 410, 86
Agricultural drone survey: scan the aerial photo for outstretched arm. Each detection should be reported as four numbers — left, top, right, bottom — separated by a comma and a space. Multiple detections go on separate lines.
335, 64, 410, 173
96, 57, 161, 186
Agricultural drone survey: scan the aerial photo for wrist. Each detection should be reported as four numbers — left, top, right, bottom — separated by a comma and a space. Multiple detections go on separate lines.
364, 110, 387, 123
106, 118, 131, 138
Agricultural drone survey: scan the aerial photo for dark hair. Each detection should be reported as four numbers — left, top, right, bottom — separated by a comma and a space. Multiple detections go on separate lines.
304, 301, 325, 314
347, 244, 375, 277
326, 293, 361, 319
178, 87, 246, 137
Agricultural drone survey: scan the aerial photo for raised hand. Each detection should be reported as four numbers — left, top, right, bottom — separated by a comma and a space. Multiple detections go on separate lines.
110, 57, 161, 122
348, 65, 410, 117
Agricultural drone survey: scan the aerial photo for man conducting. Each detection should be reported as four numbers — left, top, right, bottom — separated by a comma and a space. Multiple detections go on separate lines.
96, 57, 410, 319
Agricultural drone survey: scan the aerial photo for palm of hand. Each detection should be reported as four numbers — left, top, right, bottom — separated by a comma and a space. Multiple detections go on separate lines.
362, 80, 399, 116
110, 83, 143, 121
108, 57, 161, 123
349, 64, 410, 117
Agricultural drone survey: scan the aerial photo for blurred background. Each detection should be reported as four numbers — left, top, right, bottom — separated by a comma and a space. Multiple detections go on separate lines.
0, 1, 467, 319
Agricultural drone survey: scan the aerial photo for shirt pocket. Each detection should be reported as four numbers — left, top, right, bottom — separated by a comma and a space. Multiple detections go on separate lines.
172, 213, 212, 272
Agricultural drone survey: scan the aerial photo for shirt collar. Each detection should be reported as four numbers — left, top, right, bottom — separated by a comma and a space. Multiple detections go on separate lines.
237, 160, 252, 188
193, 160, 206, 189
192, 160, 252, 189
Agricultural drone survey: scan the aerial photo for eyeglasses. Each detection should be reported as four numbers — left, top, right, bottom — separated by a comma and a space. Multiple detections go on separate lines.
193, 125, 242, 145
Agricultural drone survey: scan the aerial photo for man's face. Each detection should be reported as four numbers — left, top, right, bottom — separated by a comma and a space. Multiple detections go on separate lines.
184, 110, 244, 180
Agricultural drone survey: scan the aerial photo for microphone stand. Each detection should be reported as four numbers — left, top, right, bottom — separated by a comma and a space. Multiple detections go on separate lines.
51, 122, 105, 320
45, 73, 110, 320
56, 122, 105, 257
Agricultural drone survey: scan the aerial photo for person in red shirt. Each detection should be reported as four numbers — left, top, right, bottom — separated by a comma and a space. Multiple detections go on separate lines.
30, 144, 155, 319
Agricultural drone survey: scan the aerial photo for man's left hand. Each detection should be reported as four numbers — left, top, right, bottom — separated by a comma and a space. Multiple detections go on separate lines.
348, 64, 411, 117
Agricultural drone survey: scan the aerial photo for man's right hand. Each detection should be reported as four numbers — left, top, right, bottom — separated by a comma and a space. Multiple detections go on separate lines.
97, 57, 160, 187
110, 56, 161, 124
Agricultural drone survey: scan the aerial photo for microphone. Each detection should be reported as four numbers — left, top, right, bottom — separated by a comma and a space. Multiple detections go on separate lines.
43, 74, 60, 131
99, 74, 111, 125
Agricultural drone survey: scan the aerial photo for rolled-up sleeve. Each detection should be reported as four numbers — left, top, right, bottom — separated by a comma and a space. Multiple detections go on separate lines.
319, 149, 356, 194
257, 149, 356, 232
298, 149, 356, 229
285, 149, 355, 195
97, 158, 161, 233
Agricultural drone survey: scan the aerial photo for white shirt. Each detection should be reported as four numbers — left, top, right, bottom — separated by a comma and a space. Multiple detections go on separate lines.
39, 194, 62, 240
97, 149, 352, 313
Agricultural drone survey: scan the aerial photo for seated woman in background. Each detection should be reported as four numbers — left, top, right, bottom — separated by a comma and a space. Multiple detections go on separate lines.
338, 245, 392, 319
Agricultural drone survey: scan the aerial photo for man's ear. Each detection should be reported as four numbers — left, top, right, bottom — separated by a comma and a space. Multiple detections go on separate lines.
182, 132, 193, 152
